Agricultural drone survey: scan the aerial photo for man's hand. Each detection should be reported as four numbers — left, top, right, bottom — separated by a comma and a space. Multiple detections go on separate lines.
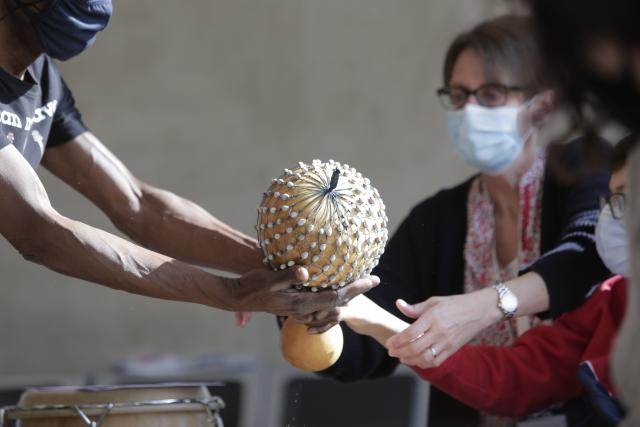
286, 276, 382, 333
228, 267, 380, 317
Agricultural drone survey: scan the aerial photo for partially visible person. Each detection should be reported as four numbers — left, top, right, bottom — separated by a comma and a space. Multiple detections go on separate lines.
339, 134, 634, 427
314, 15, 610, 426
529, 2, 640, 426
0, 0, 377, 322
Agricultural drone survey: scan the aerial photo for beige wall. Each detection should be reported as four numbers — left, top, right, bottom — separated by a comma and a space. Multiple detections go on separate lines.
0, 0, 508, 379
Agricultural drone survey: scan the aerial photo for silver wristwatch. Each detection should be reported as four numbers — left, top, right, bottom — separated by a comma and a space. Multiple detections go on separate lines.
493, 282, 518, 320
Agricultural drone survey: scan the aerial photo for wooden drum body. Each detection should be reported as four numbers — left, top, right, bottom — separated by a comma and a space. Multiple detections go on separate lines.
0, 384, 224, 427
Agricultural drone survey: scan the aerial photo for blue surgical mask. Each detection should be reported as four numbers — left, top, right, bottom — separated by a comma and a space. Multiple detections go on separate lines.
447, 102, 534, 175
16, 0, 112, 61
595, 204, 630, 277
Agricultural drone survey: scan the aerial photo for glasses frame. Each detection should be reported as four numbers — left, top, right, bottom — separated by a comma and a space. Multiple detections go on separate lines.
600, 192, 626, 220
436, 83, 531, 110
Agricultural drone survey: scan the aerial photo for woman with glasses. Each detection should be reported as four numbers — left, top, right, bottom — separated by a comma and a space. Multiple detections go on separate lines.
315, 15, 612, 426
337, 134, 634, 427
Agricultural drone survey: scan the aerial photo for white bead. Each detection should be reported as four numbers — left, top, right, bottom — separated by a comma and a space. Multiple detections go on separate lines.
290, 211, 299, 218
287, 260, 295, 267
322, 265, 330, 272
286, 227, 293, 233
280, 264, 286, 270
281, 205, 290, 212
301, 252, 309, 260
330, 254, 336, 262
320, 244, 327, 251
312, 255, 320, 263
269, 207, 276, 214
298, 218, 307, 226
298, 234, 306, 241
286, 244, 294, 251
310, 242, 317, 248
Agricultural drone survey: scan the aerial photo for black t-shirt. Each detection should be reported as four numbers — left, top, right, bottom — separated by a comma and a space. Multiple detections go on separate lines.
0, 54, 87, 169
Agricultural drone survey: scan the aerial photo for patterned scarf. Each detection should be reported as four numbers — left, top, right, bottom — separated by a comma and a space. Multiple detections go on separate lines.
463, 149, 546, 427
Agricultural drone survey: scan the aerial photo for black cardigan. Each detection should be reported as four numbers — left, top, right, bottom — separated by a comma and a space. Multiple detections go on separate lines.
319, 141, 611, 424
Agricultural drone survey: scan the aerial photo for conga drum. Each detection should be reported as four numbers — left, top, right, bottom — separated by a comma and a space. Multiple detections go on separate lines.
0, 384, 224, 427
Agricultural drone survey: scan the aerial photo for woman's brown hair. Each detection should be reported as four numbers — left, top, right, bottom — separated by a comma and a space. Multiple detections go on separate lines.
443, 15, 545, 93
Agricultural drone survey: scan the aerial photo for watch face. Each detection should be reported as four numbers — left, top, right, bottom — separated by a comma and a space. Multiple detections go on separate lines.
502, 293, 518, 312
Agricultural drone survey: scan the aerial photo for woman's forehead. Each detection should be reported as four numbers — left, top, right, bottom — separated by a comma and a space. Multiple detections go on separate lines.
449, 48, 517, 87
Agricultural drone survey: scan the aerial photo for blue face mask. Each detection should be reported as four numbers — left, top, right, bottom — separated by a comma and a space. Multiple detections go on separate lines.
595, 204, 630, 277
447, 102, 534, 175
16, 0, 112, 61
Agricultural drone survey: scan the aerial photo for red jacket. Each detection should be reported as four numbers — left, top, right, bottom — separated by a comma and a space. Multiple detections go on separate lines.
413, 275, 627, 418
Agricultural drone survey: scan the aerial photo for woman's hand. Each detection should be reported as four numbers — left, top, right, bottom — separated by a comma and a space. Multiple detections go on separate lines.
387, 289, 501, 368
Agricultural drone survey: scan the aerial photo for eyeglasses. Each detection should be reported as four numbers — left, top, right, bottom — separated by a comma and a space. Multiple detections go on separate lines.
436, 83, 530, 110
600, 192, 626, 219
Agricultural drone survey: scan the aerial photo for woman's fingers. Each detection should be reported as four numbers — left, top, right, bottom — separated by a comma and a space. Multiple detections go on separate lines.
395, 298, 429, 319
386, 311, 432, 349
388, 329, 436, 359
400, 345, 453, 369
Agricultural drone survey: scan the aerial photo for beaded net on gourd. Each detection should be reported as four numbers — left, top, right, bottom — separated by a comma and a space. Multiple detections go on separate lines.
256, 160, 388, 291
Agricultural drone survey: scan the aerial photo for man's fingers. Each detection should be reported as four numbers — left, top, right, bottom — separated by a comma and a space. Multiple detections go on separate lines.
308, 321, 339, 334
293, 290, 339, 315
334, 275, 381, 305
270, 266, 309, 291
291, 314, 314, 323
281, 274, 378, 316
313, 309, 336, 321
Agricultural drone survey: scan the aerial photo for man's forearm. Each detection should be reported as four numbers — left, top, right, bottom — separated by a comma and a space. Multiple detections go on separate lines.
29, 213, 238, 310
112, 184, 263, 275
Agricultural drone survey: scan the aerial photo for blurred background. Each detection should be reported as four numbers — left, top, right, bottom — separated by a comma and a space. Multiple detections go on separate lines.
0, 0, 540, 425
